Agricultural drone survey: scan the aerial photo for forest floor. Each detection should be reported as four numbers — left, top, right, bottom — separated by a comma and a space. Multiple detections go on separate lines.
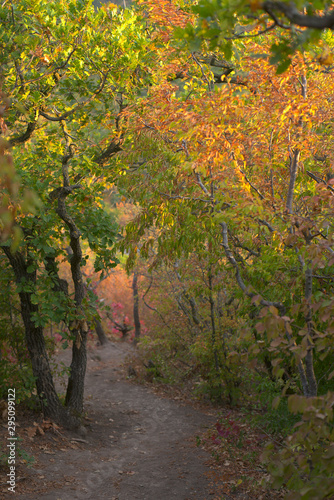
0, 340, 283, 499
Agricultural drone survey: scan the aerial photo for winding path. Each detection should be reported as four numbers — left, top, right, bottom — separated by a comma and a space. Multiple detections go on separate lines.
16, 342, 217, 500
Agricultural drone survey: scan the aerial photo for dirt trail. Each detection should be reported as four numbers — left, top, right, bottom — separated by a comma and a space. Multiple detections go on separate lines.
12, 342, 219, 500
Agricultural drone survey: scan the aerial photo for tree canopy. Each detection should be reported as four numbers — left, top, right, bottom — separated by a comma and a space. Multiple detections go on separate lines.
1, 1, 334, 497
176, 0, 334, 71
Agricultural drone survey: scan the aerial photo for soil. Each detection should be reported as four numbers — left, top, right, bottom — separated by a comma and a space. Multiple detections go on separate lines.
1, 341, 224, 500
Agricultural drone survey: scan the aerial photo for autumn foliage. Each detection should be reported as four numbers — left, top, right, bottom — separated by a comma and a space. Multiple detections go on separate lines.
113, 1, 334, 498
1, 0, 334, 497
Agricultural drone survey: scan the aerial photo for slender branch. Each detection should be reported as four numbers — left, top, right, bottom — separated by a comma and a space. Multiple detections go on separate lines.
54, 45, 78, 71
296, 248, 305, 270
14, 60, 25, 91
299, 74, 307, 99
39, 70, 110, 122
232, 238, 260, 258
233, 22, 278, 38
306, 170, 334, 194
93, 139, 122, 166
173, 264, 201, 326
270, 169, 274, 198
258, 219, 275, 232
304, 266, 317, 397
261, 6, 291, 29
220, 221, 284, 312
191, 52, 213, 92
208, 264, 219, 373
158, 190, 211, 203
240, 169, 264, 199
195, 172, 211, 196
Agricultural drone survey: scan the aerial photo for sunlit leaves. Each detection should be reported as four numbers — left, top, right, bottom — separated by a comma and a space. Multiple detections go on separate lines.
174, 0, 334, 71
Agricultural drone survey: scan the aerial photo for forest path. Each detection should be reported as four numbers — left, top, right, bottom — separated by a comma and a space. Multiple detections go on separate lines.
12, 341, 221, 500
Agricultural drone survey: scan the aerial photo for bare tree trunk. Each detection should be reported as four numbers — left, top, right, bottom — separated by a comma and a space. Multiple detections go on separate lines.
132, 271, 141, 344
64, 330, 87, 411
94, 317, 109, 345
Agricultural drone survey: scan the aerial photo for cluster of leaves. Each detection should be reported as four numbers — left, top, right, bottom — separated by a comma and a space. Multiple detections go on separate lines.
246, 374, 300, 437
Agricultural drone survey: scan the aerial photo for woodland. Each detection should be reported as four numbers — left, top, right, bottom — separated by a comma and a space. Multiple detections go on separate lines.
0, 0, 334, 498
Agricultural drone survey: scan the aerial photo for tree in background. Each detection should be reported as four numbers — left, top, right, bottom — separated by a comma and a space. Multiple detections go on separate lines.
113, 0, 334, 496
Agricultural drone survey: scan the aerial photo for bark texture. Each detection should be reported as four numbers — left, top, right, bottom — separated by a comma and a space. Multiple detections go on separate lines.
56, 192, 88, 412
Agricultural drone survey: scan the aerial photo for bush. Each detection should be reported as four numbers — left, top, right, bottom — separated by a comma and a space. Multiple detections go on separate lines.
262, 393, 334, 500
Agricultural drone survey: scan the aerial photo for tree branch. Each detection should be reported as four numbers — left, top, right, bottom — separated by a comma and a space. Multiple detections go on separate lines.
220, 221, 284, 313
263, 1, 334, 29
240, 169, 264, 199
9, 120, 37, 147
39, 70, 110, 122
93, 140, 122, 165
195, 172, 211, 196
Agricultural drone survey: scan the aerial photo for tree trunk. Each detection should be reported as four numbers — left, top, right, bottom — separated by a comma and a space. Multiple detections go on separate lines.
132, 271, 141, 344
57, 184, 88, 413
62, 246, 87, 413
286, 148, 300, 214
55, 128, 90, 414
2, 247, 78, 427
65, 329, 87, 411
94, 317, 109, 345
